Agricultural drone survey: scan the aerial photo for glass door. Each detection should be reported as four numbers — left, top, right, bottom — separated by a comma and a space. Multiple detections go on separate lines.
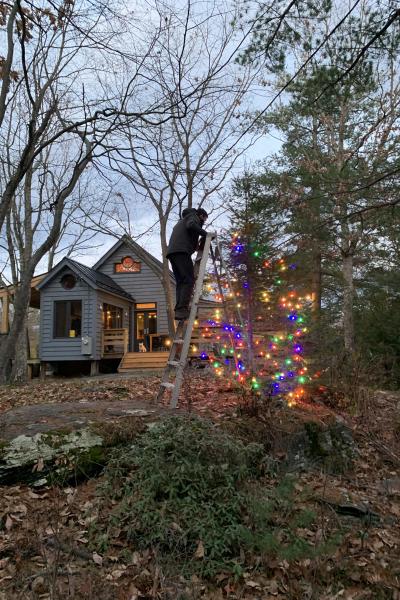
134, 310, 157, 351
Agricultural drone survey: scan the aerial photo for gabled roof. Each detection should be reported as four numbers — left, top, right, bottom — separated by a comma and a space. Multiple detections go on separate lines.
93, 234, 173, 280
37, 257, 134, 301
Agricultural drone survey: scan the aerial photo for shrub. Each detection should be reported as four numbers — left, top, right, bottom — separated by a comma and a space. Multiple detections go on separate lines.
93, 416, 337, 577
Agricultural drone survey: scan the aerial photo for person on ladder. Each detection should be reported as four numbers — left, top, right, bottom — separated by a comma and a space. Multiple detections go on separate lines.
166, 207, 211, 321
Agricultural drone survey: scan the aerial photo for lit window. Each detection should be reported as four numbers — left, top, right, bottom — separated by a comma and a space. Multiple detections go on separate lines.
135, 302, 156, 309
54, 301, 82, 338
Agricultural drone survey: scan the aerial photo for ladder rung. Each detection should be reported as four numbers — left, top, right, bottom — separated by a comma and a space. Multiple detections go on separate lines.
168, 360, 180, 367
161, 382, 175, 389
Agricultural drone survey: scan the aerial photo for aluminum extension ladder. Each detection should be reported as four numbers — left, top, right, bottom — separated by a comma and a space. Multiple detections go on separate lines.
156, 233, 244, 408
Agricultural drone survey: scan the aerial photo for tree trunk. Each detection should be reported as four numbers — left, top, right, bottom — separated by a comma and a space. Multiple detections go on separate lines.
159, 223, 176, 337
0, 275, 33, 384
161, 257, 176, 337
342, 253, 354, 354
246, 285, 255, 374
311, 250, 322, 322
10, 313, 28, 383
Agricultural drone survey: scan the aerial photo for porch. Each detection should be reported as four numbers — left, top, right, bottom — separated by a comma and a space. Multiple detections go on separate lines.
101, 328, 171, 358
101, 328, 129, 358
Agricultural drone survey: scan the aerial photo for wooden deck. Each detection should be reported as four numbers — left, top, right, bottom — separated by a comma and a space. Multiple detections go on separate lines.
101, 328, 128, 358
118, 352, 169, 372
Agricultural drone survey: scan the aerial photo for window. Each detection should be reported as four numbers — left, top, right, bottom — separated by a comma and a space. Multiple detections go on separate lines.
54, 301, 82, 338
135, 302, 156, 309
61, 273, 77, 290
102, 303, 123, 329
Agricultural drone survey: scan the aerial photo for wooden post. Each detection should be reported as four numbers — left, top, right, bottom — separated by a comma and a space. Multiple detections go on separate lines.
40, 362, 48, 380
90, 360, 99, 376
123, 328, 128, 354
1, 292, 10, 334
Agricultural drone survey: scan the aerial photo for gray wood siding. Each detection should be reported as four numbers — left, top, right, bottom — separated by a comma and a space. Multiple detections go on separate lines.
95, 291, 131, 358
97, 242, 172, 335
39, 269, 95, 361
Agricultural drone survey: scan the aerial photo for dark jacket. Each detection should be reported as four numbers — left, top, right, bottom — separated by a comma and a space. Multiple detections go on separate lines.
166, 208, 207, 257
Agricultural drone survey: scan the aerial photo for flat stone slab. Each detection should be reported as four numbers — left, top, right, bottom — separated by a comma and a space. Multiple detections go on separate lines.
0, 398, 183, 485
0, 398, 176, 441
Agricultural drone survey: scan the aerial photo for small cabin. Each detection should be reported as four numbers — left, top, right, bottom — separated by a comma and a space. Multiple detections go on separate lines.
0, 235, 216, 376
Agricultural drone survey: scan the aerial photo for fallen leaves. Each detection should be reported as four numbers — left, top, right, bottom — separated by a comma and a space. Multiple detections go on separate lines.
194, 540, 205, 559
0, 379, 399, 599
92, 552, 103, 566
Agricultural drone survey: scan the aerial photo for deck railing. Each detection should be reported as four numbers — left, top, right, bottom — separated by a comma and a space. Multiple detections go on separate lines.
101, 328, 128, 357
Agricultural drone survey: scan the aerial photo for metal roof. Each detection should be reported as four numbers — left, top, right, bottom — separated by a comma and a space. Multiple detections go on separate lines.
67, 259, 134, 301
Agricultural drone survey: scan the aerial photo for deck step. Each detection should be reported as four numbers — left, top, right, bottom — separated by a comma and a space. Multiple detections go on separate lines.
118, 352, 169, 372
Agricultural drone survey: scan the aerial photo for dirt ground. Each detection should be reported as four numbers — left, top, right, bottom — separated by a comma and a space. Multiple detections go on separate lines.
0, 374, 399, 599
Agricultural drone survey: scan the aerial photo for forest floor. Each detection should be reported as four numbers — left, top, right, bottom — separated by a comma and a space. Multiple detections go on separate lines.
0, 373, 399, 600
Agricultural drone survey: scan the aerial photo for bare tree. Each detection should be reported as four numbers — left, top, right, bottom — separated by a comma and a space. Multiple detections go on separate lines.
104, 1, 259, 333
0, 0, 203, 382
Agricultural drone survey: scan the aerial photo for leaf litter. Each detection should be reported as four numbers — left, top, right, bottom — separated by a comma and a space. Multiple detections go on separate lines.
0, 375, 399, 598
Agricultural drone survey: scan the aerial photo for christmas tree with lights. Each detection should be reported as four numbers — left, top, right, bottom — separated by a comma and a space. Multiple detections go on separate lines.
202, 176, 315, 405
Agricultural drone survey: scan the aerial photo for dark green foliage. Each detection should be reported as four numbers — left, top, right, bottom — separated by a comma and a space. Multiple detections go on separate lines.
230, 0, 400, 388
94, 417, 338, 577
237, 0, 333, 71
355, 269, 400, 388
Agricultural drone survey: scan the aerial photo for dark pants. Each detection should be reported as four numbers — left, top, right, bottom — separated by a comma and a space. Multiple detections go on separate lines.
168, 253, 195, 312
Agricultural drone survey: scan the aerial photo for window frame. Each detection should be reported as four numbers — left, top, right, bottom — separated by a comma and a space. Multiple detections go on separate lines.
53, 300, 83, 339
102, 302, 124, 330
60, 273, 77, 290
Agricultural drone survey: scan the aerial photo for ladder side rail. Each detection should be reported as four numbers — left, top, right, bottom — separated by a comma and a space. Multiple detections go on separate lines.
169, 234, 213, 408
156, 315, 186, 402
158, 321, 185, 385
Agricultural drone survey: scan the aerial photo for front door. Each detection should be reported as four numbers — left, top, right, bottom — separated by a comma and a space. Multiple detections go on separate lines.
134, 310, 157, 351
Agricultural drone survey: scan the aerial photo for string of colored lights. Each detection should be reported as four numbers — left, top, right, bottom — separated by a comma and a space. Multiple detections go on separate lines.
195, 232, 317, 406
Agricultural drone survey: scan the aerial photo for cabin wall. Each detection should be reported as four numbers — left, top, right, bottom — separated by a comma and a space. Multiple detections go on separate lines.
97, 242, 172, 335
39, 270, 96, 362
94, 291, 131, 358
